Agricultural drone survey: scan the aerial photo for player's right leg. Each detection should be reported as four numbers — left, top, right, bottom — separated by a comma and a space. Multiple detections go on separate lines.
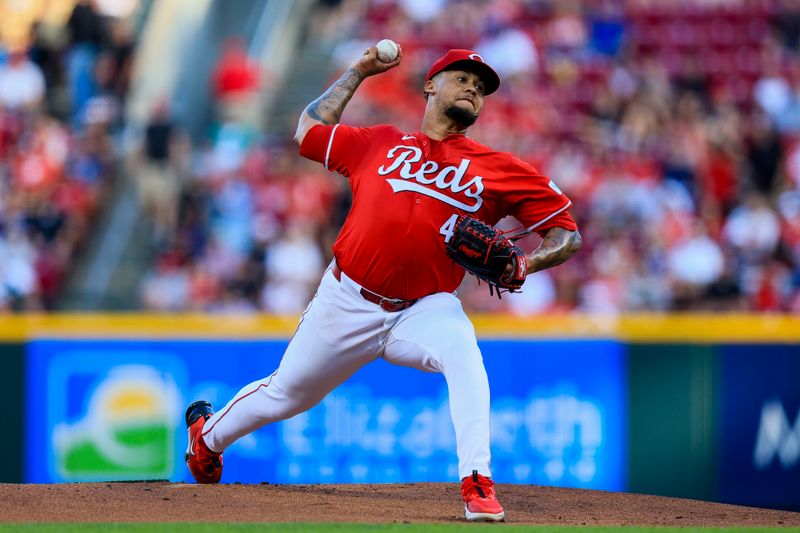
186, 265, 385, 482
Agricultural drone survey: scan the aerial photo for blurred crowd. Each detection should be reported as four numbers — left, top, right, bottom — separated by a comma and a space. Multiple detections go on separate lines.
0, 0, 134, 311
142, 0, 800, 314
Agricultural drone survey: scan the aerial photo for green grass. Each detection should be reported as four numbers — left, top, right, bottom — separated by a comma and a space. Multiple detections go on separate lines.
0, 525, 796, 532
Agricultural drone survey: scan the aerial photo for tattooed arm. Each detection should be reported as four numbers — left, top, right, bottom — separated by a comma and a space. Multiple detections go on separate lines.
525, 228, 582, 274
294, 45, 403, 145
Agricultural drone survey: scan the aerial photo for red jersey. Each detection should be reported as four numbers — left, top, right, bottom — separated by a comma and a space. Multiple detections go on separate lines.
300, 123, 577, 300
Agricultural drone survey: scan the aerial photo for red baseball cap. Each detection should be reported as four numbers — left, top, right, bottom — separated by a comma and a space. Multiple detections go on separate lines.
426, 49, 500, 95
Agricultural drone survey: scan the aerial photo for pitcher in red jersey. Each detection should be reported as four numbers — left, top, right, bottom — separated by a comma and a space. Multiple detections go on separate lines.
185, 44, 581, 522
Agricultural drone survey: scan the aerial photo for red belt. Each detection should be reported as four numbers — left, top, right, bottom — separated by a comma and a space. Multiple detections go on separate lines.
332, 265, 417, 312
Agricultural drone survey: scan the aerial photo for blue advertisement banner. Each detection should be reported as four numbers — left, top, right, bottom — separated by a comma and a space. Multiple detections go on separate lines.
717, 345, 800, 511
25, 339, 626, 489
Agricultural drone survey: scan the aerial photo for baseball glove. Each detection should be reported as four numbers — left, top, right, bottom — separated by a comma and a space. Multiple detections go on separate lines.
445, 215, 527, 298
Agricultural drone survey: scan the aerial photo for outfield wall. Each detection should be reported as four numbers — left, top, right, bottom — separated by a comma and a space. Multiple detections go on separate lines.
2, 314, 798, 511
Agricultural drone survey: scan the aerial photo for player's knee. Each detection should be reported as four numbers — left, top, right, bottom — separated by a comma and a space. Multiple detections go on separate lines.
280, 389, 327, 419
443, 325, 480, 356
439, 339, 483, 374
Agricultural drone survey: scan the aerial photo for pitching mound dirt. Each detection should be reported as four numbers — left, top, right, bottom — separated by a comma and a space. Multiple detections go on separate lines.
2, 482, 798, 526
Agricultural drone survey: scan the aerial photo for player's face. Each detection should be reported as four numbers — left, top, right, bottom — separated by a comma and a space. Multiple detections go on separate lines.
431, 70, 485, 125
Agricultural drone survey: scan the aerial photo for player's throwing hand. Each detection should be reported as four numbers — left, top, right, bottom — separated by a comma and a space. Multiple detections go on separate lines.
353, 43, 403, 78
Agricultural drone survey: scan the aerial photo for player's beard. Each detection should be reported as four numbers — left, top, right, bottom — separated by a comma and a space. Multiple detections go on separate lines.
444, 103, 478, 127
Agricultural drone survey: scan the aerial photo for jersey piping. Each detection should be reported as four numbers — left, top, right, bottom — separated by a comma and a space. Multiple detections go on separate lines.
324, 123, 341, 170
527, 199, 573, 231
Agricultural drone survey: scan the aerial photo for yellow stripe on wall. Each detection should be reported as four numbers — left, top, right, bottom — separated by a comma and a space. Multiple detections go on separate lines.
0, 314, 299, 341
471, 314, 800, 343
0, 313, 798, 343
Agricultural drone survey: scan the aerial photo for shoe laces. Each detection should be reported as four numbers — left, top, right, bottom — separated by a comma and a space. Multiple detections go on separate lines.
462, 470, 496, 501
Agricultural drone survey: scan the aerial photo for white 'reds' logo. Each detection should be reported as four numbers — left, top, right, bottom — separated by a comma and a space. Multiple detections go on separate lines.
753, 400, 800, 470
378, 145, 484, 212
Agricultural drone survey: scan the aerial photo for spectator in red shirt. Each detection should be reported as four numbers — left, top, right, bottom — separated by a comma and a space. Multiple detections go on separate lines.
212, 37, 263, 127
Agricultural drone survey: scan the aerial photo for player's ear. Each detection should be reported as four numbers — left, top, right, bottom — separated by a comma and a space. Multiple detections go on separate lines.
423, 79, 436, 98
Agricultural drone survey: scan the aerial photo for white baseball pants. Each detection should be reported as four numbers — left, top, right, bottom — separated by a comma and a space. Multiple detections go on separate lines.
202, 262, 492, 480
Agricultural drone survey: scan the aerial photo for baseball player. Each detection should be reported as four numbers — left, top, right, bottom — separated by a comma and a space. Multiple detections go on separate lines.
185, 45, 581, 522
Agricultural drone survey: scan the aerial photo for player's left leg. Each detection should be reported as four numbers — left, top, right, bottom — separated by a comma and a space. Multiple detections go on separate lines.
382, 293, 504, 522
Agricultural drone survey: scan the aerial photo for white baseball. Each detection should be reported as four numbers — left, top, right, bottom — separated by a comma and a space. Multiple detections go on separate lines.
376, 39, 399, 63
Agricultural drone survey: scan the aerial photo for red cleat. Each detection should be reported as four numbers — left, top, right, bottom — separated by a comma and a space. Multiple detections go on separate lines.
184, 400, 223, 484
461, 470, 505, 522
